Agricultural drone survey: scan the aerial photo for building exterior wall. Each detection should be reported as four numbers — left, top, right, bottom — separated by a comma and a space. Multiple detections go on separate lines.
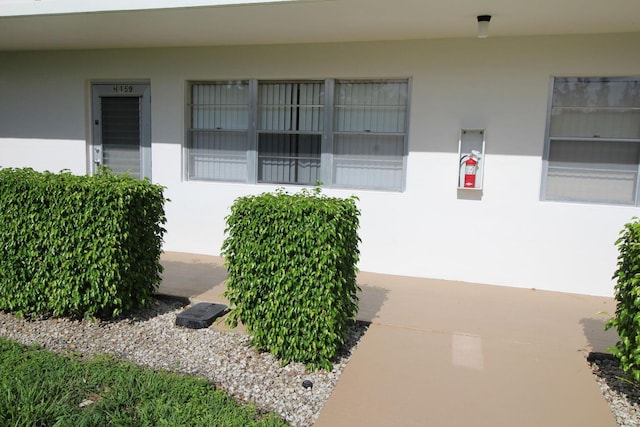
1, 33, 639, 296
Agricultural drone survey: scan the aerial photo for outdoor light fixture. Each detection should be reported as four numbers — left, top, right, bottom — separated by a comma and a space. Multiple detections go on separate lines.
477, 15, 491, 39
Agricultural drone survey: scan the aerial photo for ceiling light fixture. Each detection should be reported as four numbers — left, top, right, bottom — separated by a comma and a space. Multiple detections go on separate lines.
477, 15, 492, 39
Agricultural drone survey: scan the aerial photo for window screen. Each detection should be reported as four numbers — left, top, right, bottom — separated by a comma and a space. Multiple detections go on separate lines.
187, 82, 249, 182
186, 78, 409, 191
543, 77, 640, 205
333, 81, 408, 191
101, 96, 141, 178
257, 82, 323, 185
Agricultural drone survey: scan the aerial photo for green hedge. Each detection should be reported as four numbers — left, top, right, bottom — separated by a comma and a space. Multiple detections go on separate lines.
607, 217, 640, 381
222, 188, 361, 370
0, 168, 167, 319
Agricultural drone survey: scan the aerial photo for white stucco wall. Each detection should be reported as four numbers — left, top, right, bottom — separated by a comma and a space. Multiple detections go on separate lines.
1, 33, 639, 296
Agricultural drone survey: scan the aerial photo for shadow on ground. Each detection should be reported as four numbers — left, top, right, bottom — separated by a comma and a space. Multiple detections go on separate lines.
159, 254, 228, 300
115, 295, 188, 324
355, 283, 389, 323
581, 316, 618, 354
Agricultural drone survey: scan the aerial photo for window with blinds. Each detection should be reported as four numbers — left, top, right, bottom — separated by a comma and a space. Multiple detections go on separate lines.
257, 82, 323, 185
187, 81, 249, 182
543, 77, 640, 205
185, 79, 409, 191
333, 81, 407, 190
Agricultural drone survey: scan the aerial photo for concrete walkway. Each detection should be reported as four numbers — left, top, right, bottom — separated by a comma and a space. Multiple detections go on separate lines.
159, 252, 619, 426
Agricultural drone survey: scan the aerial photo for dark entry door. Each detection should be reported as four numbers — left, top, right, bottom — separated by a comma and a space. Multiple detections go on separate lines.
91, 83, 151, 179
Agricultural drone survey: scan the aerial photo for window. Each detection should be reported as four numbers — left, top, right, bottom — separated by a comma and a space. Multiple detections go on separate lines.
187, 81, 249, 182
186, 79, 409, 191
258, 81, 324, 185
542, 77, 640, 205
333, 81, 408, 190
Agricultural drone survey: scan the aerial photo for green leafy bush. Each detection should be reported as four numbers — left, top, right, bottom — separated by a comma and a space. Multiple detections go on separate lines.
222, 188, 361, 370
607, 217, 640, 381
0, 168, 167, 319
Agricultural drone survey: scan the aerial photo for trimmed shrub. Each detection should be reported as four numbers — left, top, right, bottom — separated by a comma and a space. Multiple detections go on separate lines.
222, 188, 360, 370
0, 168, 167, 319
607, 217, 640, 381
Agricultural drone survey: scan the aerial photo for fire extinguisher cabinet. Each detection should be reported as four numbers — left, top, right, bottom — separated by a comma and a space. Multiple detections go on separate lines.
458, 129, 486, 190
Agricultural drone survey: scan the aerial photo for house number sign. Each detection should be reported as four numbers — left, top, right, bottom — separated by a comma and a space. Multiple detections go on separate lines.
112, 85, 134, 93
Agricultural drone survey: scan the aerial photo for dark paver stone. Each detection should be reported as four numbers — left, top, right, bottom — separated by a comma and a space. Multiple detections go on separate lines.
175, 302, 228, 329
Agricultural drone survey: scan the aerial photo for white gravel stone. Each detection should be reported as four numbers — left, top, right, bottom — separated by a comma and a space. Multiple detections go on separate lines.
589, 353, 640, 427
0, 298, 367, 427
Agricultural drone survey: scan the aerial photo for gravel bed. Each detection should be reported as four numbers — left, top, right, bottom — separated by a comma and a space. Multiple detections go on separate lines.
588, 352, 640, 427
0, 297, 368, 427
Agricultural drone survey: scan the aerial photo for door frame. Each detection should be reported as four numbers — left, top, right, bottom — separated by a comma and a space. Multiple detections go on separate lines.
90, 82, 151, 179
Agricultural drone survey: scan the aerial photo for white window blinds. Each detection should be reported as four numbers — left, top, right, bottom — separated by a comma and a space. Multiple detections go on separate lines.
333, 81, 408, 191
550, 78, 640, 139
185, 79, 410, 191
188, 82, 249, 182
544, 77, 640, 205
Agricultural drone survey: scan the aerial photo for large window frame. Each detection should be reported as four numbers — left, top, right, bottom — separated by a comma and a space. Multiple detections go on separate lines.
541, 76, 640, 206
185, 78, 410, 191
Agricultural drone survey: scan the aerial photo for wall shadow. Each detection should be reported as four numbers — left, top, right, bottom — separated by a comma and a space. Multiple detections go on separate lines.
0, 36, 561, 157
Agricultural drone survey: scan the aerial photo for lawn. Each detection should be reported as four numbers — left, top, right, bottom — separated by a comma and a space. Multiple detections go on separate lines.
0, 337, 288, 426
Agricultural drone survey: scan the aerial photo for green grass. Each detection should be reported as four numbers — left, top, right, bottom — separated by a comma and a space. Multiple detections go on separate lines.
0, 337, 288, 427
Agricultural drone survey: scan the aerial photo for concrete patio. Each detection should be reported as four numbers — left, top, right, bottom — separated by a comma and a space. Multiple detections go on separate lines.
158, 251, 619, 426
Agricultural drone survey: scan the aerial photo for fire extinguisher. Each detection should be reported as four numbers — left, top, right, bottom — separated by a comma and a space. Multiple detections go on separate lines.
460, 150, 481, 188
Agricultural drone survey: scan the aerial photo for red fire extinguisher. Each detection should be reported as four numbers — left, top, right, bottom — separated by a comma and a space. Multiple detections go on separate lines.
464, 156, 477, 188
460, 151, 481, 188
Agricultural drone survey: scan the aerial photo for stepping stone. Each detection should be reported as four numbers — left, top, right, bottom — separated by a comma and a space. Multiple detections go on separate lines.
175, 302, 227, 329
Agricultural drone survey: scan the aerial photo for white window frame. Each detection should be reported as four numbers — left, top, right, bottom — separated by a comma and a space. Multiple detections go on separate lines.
541, 76, 640, 206
185, 78, 410, 191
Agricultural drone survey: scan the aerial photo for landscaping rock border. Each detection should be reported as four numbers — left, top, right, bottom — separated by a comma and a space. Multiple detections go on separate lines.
588, 352, 640, 427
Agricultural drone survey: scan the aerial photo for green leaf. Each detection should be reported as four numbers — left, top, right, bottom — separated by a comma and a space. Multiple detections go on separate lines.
221, 187, 360, 370
0, 168, 167, 319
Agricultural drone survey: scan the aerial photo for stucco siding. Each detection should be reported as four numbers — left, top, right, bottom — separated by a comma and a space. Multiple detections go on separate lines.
1, 33, 639, 296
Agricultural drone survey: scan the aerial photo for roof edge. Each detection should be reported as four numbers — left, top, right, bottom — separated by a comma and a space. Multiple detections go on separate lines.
0, 0, 310, 17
